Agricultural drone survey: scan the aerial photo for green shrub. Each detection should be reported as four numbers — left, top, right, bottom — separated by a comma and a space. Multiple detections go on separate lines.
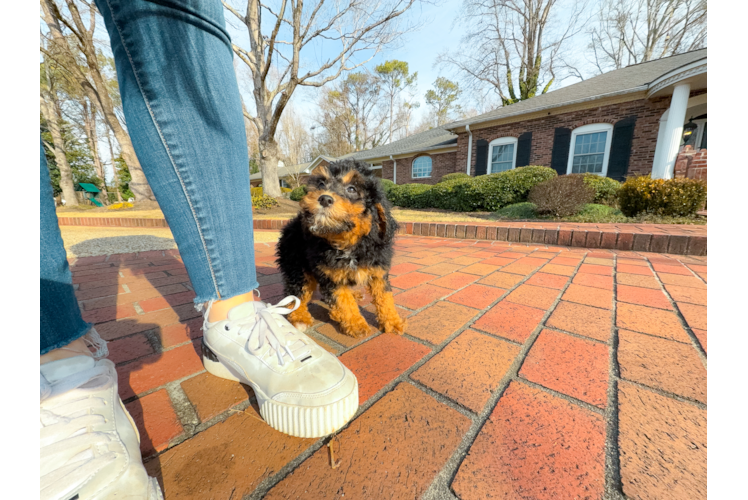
583, 174, 621, 205
618, 176, 707, 217
494, 202, 538, 219
529, 174, 595, 217
450, 166, 558, 212
380, 179, 396, 200
565, 203, 627, 223
439, 172, 470, 183
251, 194, 279, 210
388, 183, 432, 208
289, 186, 307, 202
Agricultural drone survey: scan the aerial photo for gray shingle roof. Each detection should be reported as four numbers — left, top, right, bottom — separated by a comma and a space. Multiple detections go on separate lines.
348, 127, 458, 162
445, 48, 706, 130
249, 161, 311, 181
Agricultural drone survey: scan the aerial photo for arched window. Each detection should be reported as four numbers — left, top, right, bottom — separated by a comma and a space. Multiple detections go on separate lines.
488, 137, 518, 173
567, 123, 614, 176
412, 156, 432, 178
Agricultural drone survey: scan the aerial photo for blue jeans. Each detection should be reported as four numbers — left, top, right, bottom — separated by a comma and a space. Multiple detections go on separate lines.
41, 0, 259, 355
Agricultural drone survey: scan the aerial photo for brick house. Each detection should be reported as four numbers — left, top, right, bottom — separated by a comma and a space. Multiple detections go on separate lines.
250, 155, 338, 188
351, 49, 707, 184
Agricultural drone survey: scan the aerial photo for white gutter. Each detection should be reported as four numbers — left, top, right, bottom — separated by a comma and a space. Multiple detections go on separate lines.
466, 124, 473, 175
390, 155, 397, 184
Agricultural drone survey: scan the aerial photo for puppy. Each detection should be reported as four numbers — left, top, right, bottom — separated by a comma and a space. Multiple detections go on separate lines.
276, 159, 405, 338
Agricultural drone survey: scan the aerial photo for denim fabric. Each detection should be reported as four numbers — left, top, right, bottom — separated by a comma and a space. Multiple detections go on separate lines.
40, 142, 92, 355
95, 0, 259, 303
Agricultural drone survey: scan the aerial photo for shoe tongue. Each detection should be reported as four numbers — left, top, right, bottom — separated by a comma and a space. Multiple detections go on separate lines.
40, 355, 96, 384
227, 301, 265, 321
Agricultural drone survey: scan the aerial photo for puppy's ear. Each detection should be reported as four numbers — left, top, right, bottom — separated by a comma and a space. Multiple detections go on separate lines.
375, 203, 388, 240
311, 165, 330, 178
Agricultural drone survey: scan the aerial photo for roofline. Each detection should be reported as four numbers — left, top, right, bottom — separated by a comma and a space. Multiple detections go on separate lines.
646, 57, 707, 98
357, 144, 459, 164
444, 85, 647, 133
446, 51, 708, 132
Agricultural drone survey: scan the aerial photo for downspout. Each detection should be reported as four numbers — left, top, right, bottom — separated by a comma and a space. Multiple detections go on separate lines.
466, 124, 473, 175
390, 155, 397, 184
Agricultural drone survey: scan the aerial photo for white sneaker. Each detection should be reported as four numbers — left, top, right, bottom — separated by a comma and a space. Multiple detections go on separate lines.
202, 296, 359, 438
40, 356, 163, 500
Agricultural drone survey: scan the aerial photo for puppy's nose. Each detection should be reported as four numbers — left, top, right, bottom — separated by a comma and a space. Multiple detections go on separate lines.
318, 195, 334, 207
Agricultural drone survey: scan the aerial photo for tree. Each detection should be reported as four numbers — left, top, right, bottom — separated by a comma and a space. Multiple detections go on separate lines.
223, 0, 419, 197
41, 114, 100, 197
439, 0, 586, 106
342, 72, 388, 150
40, 0, 154, 201
40, 57, 79, 206
278, 104, 312, 166
375, 60, 417, 143
425, 77, 462, 126
587, 0, 707, 73
81, 99, 109, 204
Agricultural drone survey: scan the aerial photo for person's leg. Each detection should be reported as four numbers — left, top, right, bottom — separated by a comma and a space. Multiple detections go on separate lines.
94, 0, 358, 439
39, 139, 100, 362
95, 0, 258, 319
40, 140, 160, 499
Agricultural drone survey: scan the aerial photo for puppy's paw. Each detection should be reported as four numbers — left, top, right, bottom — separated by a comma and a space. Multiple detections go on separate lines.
380, 315, 406, 335
342, 318, 372, 339
288, 309, 314, 332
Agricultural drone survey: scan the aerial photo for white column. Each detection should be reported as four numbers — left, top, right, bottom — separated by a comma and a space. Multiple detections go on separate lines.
466, 125, 473, 175
652, 83, 690, 179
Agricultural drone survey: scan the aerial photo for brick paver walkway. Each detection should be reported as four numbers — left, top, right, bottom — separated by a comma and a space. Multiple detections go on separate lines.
71, 237, 707, 500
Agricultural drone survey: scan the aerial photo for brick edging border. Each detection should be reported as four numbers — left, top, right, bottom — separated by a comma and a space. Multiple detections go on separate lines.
58, 216, 706, 256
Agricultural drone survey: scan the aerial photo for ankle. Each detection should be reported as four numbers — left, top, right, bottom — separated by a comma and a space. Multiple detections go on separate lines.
207, 291, 255, 322
41, 337, 94, 365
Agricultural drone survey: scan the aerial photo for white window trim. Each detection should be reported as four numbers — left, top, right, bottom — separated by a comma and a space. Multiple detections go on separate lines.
411, 156, 432, 179
487, 137, 518, 173
566, 123, 614, 177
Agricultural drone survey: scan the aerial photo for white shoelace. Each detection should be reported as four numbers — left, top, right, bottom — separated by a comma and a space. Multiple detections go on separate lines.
40, 364, 119, 500
223, 296, 312, 366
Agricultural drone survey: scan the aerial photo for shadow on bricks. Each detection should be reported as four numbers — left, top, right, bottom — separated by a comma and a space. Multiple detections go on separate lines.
72, 249, 222, 488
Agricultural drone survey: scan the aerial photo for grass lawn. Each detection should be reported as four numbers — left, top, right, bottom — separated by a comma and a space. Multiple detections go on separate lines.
493, 202, 706, 225
56, 201, 705, 225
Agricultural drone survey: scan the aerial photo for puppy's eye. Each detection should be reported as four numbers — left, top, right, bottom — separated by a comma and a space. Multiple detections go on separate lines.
318, 182, 326, 189
346, 186, 357, 194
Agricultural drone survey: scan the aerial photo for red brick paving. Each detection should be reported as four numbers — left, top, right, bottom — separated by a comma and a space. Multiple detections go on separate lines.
452, 382, 605, 500
520, 329, 609, 407
68, 239, 706, 498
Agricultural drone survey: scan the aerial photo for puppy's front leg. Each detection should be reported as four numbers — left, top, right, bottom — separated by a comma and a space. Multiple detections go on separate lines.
329, 286, 371, 338
367, 270, 405, 335
287, 272, 316, 332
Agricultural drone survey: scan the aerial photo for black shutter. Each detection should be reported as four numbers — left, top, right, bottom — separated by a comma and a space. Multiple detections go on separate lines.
607, 116, 637, 181
550, 127, 571, 175
515, 132, 532, 167
474, 139, 488, 176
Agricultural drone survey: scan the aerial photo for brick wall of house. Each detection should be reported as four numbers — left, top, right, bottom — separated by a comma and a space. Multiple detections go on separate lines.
455, 97, 676, 177
674, 146, 707, 182
382, 151, 459, 185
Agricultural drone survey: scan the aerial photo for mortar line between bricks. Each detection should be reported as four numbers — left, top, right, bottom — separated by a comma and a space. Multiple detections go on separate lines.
647, 261, 708, 367
430, 252, 588, 500
514, 377, 605, 415
604, 253, 625, 500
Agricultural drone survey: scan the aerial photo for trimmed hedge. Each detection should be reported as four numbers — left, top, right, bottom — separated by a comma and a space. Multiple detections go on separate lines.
386, 166, 557, 212
529, 174, 595, 217
289, 186, 307, 201
618, 176, 707, 217
583, 174, 621, 206
439, 172, 470, 183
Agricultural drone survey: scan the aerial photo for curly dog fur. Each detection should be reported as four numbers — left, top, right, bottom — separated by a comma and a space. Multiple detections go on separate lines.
275, 158, 405, 338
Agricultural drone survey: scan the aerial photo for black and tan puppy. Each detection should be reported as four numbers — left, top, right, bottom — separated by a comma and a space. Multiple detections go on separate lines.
275, 159, 405, 338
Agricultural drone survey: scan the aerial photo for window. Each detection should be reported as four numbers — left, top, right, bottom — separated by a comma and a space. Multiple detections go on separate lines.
280, 179, 291, 188
488, 137, 518, 173
567, 124, 613, 176
412, 156, 432, 178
